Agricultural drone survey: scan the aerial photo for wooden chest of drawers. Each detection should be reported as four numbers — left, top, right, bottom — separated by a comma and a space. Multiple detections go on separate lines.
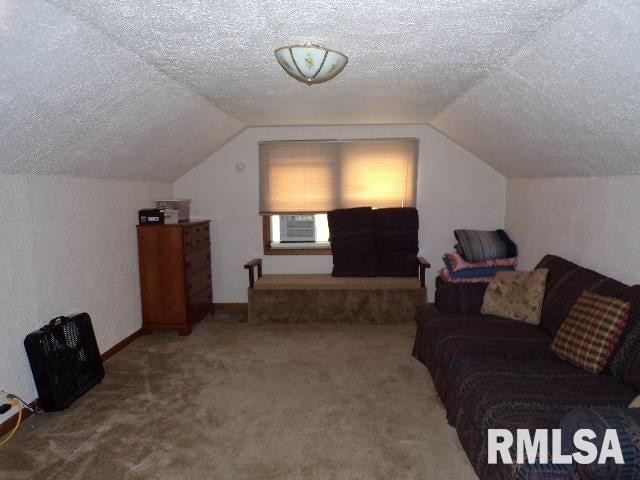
137, 220, 212, 335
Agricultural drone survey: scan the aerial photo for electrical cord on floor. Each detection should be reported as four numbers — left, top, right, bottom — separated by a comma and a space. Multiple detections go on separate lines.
0, 398, 22, 448
7, 394, 36, 414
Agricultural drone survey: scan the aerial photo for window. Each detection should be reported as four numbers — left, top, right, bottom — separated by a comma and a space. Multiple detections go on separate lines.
259, 138, 418, 254
262, 214, 331, 254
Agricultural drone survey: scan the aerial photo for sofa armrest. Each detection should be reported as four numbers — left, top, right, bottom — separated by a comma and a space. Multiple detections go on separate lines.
434, 277, 489, 314
559, 407, 640, 480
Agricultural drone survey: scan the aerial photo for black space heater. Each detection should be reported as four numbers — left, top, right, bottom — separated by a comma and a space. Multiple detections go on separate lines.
24, 313, 104, 412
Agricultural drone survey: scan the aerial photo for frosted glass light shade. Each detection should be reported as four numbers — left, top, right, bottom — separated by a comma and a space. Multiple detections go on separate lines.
274, 44, 348, 85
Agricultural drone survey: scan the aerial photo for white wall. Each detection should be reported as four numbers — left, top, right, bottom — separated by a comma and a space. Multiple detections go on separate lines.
506, 176, 640, 285
0, 174, 170, 421
173, 125, 506, 303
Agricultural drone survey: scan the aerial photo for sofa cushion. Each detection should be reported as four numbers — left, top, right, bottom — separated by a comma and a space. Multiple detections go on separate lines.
412, 306, 553, 412
480, 269, 549, 324
413, 306, 552, 368
373, 207, 419, 277
551, 291, 630, 374
327, 207, 377, 276
536, 255, 625, 335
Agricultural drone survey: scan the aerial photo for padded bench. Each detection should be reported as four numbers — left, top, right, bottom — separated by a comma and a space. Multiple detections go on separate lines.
244, 258, 430, 324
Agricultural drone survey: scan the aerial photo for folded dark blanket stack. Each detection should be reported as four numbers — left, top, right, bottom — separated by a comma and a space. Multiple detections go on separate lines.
327, 207, 377, 277
374, 207, 419, 276
438, 229, 518, 283
327, 206, 419, 277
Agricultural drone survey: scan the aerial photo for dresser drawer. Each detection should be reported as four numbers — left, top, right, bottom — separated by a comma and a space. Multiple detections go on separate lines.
183, 227, 193, 250
184, 247, 210, 275
186, 268, 211, 296
191, 224, 208, 249
188, 286, 212, 314
183, 223, 210, 252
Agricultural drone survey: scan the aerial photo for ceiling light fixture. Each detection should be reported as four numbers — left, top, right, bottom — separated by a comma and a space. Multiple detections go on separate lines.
274, 43, 348, 85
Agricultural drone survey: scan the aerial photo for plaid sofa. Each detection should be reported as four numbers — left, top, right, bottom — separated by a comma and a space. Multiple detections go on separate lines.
413, 255, 640, 480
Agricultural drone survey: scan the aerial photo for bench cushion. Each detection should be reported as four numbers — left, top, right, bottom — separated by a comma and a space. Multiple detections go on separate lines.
254, 274, 421, 290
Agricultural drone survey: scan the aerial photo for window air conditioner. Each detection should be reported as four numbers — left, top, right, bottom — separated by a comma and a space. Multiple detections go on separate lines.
279, 215, 315, 242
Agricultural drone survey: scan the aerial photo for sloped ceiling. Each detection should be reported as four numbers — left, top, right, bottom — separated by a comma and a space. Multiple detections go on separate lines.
433, 0, 640, 177
1, 0, 638, 180
0, 0, 244, 181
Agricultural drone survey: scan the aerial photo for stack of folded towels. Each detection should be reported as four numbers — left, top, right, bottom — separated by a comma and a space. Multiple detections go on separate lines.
438, 229, 518, 283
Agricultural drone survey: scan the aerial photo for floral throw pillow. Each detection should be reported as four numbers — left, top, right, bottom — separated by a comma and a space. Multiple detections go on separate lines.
481, 269, 549, 324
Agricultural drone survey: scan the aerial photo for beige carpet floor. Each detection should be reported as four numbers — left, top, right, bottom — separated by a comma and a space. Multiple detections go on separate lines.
0, 312, 475, 480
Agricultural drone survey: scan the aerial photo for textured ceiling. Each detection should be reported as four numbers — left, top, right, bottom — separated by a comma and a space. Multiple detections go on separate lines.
49, 0, 583, 125
433, 0, 640, 177
1, 0, 638, 180
0, 0, 244, 180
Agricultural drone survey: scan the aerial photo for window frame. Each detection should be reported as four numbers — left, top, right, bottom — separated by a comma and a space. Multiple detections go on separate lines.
262, 216, 332, 256
259, 137, 418, 256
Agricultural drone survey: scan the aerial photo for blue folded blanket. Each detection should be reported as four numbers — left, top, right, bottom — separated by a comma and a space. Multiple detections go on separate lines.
443, 256, 515, 279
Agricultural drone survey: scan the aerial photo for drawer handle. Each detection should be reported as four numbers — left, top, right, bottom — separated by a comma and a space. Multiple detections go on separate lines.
207, 274, 211, 280
206, 254, 210, 260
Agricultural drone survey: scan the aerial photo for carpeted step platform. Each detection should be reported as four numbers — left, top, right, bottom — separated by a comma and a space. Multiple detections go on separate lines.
248, 274, 426, 324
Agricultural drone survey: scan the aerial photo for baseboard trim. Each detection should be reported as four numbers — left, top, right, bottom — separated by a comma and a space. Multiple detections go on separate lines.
0, 327, 143, 438
101, 328, 143, 363
214, 302, 248, 313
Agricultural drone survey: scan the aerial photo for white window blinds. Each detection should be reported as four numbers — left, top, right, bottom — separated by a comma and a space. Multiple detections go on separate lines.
259, 138, 418, 214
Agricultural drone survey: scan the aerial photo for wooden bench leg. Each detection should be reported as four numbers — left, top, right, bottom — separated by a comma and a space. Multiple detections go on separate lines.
417, 257, 431, 288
